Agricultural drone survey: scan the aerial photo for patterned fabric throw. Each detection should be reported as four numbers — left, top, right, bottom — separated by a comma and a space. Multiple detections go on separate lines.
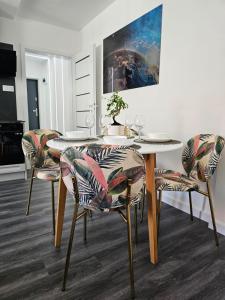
22, 129, 61, 169
60, 144, 145, 211
182, 134, 225, 182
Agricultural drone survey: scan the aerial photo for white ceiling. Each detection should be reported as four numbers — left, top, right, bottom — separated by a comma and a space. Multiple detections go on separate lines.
0, 0, 116, 30
0, 0, 21, 19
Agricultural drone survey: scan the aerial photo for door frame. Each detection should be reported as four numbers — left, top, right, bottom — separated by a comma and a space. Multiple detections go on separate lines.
21, 46, 74, 132
26, 78, 40, 130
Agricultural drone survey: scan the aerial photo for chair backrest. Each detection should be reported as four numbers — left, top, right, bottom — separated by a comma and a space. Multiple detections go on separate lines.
60, 144, 145, 211
182, 134, 225, 182
22, 129, 61, 168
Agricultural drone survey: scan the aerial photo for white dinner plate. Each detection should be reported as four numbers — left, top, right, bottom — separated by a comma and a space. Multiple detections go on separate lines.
59, 136, 91, 141
141, 136, 171, 142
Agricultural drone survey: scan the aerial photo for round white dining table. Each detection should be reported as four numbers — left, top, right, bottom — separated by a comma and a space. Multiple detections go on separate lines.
47, 138, 183, 154
48, 138, 183, 265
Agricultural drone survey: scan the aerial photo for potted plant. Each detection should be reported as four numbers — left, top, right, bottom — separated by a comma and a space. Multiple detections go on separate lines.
106, 92, 128, 135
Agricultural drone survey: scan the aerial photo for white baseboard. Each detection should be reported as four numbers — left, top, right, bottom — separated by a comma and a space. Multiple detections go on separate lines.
162, 194, 225, 236
0, 164, 26, 182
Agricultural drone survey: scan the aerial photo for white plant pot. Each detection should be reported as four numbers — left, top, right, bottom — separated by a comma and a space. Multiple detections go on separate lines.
107, 125, 125, 136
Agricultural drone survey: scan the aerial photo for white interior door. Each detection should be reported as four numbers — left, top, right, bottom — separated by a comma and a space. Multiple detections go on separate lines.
74, 46, 96, 135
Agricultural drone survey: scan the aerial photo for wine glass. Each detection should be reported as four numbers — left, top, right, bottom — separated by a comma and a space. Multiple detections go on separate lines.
125, 117, 133, 138
99, 114, 111, 136
85, 112, 95, 137
135, 115, 145, 141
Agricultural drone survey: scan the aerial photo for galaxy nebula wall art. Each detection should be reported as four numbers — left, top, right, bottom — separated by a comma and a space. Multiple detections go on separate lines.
103, 5, 163, 94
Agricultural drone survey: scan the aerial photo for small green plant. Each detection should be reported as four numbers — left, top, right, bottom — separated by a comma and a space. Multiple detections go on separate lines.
106, 92, 128, 125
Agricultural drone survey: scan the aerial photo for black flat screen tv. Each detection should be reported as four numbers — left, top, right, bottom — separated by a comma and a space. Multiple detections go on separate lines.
0, 49, 17, 77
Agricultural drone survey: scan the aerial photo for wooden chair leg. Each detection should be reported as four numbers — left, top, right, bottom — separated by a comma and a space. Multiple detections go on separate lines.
51, 181, 56, 235
26, 168, 35, 215
206, 181, 219, 247
126, 203, 135, 299
62, 201, 79, 291
188, 191, 194, 221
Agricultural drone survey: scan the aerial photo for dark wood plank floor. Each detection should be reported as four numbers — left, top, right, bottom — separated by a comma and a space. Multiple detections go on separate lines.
1, 177, 225, 300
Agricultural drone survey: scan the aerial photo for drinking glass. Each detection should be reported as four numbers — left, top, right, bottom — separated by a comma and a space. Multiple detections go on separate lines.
99, 114, 110, 135
125, 117, 133, 137
135, 115, 145, 141
85, 112, 95, 137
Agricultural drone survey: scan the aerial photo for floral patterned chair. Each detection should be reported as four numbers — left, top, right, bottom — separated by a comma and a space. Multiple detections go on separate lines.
60, 144, 145, 298
155, 134, 225, 246
22, 129, 61, 235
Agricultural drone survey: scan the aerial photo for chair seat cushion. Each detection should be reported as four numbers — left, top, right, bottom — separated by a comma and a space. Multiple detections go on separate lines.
35, 167, 60, 181
155, 169, 199, 191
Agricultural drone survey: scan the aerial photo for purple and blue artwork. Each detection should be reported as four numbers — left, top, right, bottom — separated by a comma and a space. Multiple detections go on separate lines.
103, 5, 163, 94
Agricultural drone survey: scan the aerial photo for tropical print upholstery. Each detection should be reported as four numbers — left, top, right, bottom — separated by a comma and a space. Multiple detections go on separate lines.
155, 169, 199, 191
22, 129, 61, 169
182, 134, 225, 182
60, 144, 145, 211
155, 134, 224, 191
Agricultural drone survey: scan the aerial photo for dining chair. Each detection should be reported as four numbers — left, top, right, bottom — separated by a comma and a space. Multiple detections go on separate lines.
100, 126, 140, 238
155, 134, 225, 246
22, 129, 61, 235
60, 144, 145, 299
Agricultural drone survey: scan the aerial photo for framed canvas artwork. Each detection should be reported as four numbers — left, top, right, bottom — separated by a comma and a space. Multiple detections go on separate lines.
103, 5, 163, 94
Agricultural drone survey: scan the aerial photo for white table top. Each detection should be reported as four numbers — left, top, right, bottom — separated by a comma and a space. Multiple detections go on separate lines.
47, 138, 183, 155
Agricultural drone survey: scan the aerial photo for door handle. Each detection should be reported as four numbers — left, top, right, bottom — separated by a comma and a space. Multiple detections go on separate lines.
32, 108, 39, 117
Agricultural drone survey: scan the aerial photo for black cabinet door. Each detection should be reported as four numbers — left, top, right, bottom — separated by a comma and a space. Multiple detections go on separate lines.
0, 123, 24, 166
0, 77, 17, 121
0, 132, 24, 165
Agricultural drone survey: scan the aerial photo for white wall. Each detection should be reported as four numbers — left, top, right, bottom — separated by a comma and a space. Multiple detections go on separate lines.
0, 16, 81, 130
80, 0, 225, 233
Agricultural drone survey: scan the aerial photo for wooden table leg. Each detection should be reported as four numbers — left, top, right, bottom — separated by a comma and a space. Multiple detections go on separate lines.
54, 176, 67, 247
144, 153, 158, 264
